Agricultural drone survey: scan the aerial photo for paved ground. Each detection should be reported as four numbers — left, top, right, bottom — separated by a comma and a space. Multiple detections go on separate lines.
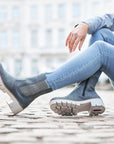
0, 88, 113, 144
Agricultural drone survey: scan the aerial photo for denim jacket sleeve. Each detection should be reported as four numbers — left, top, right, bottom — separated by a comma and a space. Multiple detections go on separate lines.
83, 13, 114, 34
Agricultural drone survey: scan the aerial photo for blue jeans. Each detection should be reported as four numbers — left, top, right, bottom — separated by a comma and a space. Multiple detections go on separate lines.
46, 29, 114, 90
87, 28, 114, 88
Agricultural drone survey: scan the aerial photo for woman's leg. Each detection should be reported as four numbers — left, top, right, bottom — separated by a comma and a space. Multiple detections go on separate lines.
49, 40, 114, 116
46, 41, 114, 90
68, 28, 114, 99
84, 28, 114, 95
57, 28, 114, 102
89, 28, 114, 45
0, 41, 113, 115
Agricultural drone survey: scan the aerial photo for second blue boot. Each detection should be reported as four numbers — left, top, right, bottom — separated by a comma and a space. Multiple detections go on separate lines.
50, 72, 105, 116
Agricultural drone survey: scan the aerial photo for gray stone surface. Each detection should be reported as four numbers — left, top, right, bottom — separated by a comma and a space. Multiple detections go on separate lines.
0, 88, 113, 144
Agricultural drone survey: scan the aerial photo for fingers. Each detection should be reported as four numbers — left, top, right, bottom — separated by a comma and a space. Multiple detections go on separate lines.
67, 33, 75, 52
66, 23, 88, 53
66, 32, 71, 47
66, 31, 80, 53
67, 35, 85, 52
72, 38, 80, 52
78, 39, 84, 51
69, 34, 76, 52
66, 33, 74, 52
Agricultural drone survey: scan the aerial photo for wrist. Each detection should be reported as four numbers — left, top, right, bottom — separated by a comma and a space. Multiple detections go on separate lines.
81, 22, 89, 30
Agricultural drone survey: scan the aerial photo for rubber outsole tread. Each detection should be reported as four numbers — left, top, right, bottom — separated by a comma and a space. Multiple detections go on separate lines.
50, 99, 105, 116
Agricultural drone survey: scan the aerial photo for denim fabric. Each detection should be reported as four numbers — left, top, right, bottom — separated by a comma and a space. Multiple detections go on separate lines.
88, 28, 114, 88
73, 28, 114, 97
89, 28, 114, 46
52, 28, 114, 100
46, 41, 114, 90
83, 13, 114, 34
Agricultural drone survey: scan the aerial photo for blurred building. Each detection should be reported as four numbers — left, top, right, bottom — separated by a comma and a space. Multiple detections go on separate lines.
0, 0, 113, 78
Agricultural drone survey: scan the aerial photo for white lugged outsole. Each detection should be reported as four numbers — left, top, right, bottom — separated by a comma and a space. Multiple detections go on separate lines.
0, 76, 23, 115
50, 98, 105, 116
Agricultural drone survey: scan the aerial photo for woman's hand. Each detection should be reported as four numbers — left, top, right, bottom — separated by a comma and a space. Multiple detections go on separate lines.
66, 23, 89, 53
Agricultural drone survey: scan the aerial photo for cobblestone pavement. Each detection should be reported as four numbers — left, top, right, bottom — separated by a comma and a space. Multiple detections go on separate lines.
0, 88, 113, 144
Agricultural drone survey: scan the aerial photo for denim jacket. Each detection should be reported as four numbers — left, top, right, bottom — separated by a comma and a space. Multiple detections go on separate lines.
84, 13, 114, 34
84, 13, 114, 87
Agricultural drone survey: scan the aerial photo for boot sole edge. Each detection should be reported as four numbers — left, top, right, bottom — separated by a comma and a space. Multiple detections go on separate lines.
50, 98, 105, 116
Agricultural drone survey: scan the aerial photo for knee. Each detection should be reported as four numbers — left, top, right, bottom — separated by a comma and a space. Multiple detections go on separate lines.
89, 28, 111, 46
92, 28, 110, 38
94, 40, 104, 46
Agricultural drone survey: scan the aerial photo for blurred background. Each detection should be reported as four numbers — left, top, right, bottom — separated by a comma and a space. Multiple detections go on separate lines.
0, 0, 113, 86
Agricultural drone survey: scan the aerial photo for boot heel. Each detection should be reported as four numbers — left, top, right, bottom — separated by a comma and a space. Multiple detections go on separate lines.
0, 75, 23, 115
89, 98, 105, 116
7, 100, 23, 115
